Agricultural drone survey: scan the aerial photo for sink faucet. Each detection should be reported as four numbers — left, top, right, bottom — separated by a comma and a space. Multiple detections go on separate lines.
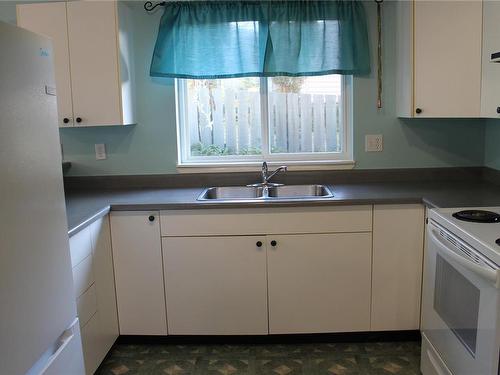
260, 162, 288, 186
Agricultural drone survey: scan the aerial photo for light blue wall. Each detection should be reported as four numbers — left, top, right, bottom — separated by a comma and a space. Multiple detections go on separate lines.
2, 1, 487, 176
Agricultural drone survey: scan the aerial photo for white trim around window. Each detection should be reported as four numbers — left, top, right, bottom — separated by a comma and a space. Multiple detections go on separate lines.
175, 76, 354, 173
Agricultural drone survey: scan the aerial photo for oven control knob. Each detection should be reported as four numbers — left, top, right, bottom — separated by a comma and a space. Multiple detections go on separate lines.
496, 238, 500, 246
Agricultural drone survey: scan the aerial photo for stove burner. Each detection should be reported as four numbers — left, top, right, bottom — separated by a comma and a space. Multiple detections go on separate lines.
452, 210, 500, 223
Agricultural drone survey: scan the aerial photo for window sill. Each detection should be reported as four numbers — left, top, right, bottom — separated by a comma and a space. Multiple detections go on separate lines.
176, 160, 355, 174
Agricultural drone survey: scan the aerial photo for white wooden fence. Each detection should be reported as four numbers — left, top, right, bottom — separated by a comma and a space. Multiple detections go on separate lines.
188, 88, 341, 154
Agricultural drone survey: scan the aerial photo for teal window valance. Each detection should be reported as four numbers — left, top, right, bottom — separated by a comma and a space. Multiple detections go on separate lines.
150, 1, 370, 79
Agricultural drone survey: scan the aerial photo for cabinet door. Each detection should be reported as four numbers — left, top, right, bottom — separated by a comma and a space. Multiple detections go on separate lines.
66, 1, 122, 126
89, 217, 118, 355
413, 1, 482, 117
163, 236, 268, 335
267, 233, 372, 334
16, 2, 74, 127
81, 312, 101, 375
110, 211, 167, 335
481, 1, 500, 118
371, 205, 425, 331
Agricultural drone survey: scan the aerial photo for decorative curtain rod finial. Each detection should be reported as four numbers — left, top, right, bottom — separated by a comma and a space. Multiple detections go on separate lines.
144, 1, 166, 12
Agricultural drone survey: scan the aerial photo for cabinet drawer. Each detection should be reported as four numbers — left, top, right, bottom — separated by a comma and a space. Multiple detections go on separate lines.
161, 206, 372, 236
69, 226, 92, 268
77, 284, 97, 328
81, 312, 101, 375
72, 254, 94, 298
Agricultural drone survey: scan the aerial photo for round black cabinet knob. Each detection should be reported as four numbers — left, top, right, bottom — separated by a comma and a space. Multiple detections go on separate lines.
76, 117, 82, 123
148, 215, 155, 222
256, 241, 263, 248
63, 118, 70, 124
270, 240, 277, 247
415, 108, 422, 114
496, 107, 500, 114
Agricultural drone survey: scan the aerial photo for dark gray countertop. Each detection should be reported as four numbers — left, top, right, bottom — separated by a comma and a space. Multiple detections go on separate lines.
65, 180, 500, 237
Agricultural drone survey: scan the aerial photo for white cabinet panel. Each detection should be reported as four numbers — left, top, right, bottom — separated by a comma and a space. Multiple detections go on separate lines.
397, 0, 482, 118
413, 1, 482, 117
267, 233, 372, 334
81, 313, 101, 375
161, 206, 372, 236
89, 217, 118, 355
371, 204, 425, 331
69, 226, 92, 268
481, 1, 500, 118
76, 284, 97, 328
16, 2, 74, 127
110, 212, 167, 335
72, 255, 94, 299
66, 1, 121, 126
163, 236, 268, 335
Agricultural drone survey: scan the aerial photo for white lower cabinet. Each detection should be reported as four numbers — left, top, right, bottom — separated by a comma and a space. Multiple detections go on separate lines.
80, 311, 103, 375
267, 233, 372, 334
108, 205, 424, 337
89, 217, 119, 353
163, 236, 268, 335
69, 215, 118, 375
110, 211, 168, 335
371, 204, 425, 331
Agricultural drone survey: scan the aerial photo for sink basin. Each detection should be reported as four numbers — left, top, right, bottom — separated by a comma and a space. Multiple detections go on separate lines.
267, 184, 333, 198
199, 186, 263, 200
197, 185, 333, 201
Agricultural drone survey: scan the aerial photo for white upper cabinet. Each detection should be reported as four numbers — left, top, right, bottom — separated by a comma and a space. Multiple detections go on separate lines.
16, 2, 73, 127
17, 1, 135, 127
396, 0, 482, 118
481, 1, 500, 118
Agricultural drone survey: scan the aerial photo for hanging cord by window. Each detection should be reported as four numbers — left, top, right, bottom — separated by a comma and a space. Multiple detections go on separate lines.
375, 0, 383, 109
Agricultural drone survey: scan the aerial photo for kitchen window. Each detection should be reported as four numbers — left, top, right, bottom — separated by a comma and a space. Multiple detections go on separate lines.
176, 75, 352, 168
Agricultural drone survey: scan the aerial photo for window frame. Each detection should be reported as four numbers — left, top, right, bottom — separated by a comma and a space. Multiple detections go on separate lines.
175, 76, 353, 171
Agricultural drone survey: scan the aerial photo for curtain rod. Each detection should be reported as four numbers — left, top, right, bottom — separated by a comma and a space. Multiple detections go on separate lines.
144, 1, 166, 12
144, 0, 384, 12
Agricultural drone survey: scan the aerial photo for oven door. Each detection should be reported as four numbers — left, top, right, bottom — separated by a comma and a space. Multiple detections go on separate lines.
422, 221, 500, 375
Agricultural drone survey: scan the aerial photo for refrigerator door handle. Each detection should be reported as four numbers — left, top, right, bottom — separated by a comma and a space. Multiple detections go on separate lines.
26, 319, 79, 375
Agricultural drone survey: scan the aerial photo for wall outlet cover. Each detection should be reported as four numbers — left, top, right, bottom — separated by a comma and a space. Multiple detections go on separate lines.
95, 143, 107, 160
365, 134, 383, 152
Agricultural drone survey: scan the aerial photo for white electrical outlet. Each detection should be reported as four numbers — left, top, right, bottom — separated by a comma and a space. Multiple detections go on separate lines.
365, 134, 383, 152
95, 143, 107, 160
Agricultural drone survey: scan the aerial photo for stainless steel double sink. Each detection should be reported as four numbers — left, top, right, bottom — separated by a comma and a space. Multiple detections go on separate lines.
197, 184, 334, 201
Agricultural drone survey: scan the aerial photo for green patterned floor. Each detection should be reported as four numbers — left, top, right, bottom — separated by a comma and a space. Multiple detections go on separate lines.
96, 341, 421, 374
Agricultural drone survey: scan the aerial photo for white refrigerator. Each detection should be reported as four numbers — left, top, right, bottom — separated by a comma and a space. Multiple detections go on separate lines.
0, 22, 85, 375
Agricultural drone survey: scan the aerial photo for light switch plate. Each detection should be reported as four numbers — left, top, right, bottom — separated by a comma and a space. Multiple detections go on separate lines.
365, 134, 383, 152
95, 144, 107, 160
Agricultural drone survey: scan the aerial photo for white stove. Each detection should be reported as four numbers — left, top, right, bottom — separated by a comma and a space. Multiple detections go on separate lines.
431, 207, 500, 266
421, 207, 500, 375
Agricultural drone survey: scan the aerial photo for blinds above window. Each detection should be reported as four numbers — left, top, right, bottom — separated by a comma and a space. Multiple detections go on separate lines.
150, 1, 370, 79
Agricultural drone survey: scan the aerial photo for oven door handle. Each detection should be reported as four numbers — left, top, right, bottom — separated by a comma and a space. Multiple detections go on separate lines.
430, 229, 499, 288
